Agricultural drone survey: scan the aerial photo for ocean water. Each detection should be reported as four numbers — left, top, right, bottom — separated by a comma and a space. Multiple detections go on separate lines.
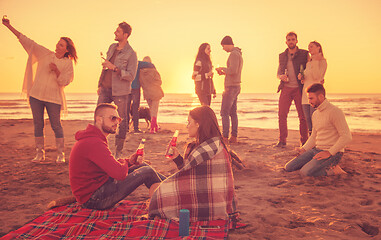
0, 92, 380, 133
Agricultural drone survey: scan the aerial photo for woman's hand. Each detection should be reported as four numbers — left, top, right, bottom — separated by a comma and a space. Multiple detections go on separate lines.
297, 73, 302, 80
170, 146, 180, 159
49, 63, 60, 77
207, 71, 214, 78
2, 16, 10, 26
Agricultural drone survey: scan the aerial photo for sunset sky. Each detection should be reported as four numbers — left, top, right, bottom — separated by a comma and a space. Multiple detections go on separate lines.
1, 0, 380, 94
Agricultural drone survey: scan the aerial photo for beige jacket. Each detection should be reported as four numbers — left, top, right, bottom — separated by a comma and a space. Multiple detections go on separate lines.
139, 68, 164, 101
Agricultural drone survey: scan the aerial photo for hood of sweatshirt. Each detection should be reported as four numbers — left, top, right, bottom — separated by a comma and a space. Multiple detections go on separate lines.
232, 47, 242, 56
75, 124, 107, 143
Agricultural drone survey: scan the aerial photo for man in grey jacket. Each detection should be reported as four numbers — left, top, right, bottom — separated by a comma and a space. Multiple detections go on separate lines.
216, 36, 243, 144
97, 22, 138, 158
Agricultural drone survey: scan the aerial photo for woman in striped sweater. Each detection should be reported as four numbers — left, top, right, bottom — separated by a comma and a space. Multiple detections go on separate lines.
192, 43, 216, 106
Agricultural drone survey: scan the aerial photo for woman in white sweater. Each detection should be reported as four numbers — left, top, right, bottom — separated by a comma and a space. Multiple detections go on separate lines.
298, 41, 327, 135
2, 16, 77, 164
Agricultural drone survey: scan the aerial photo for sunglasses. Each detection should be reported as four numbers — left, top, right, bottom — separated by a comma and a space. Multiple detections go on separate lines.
103, 115, 122, 123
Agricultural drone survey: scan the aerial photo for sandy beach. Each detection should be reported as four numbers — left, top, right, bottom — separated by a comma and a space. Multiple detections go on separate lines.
0, 119, 380, 239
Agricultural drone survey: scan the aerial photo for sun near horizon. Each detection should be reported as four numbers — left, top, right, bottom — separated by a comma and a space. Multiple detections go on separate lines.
1, 0, 381, 94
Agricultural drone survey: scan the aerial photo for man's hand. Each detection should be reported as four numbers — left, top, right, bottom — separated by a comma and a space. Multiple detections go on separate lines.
102, 59, 116, 70
216, 67, 226, 75
279, 74, 289, 82
313, 151, 331, 161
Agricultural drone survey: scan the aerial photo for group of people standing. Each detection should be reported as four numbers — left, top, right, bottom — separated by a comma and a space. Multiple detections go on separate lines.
3, 18, 237, 222
3, 15, 352, 224
192, 36, 243, 144
2, 19, 164, 162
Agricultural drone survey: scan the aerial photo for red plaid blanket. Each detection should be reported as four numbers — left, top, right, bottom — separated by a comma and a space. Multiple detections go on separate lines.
2, 200, 243, 239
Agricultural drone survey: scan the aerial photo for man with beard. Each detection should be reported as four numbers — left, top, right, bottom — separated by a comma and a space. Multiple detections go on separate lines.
275, 32, 309, 148
69, 103, 164, 210
97, 22, 138, 158
284, 84, 352, 177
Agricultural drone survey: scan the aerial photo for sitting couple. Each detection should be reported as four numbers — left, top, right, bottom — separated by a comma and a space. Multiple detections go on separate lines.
69, 103, 236, 221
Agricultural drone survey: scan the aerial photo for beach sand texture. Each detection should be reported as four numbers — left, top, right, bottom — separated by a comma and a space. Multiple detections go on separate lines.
0, 119, 380, 239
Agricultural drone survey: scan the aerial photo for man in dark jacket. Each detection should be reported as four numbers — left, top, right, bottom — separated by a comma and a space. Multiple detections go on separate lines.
275, 32, 308, 148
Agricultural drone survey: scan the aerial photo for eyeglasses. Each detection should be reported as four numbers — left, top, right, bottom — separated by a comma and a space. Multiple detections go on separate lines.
103, 115, 122, 123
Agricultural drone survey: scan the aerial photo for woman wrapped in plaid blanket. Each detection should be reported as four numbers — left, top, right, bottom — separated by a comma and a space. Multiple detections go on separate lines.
149, 106, 237, 221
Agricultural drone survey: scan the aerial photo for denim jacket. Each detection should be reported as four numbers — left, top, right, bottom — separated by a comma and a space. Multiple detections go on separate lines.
98, 42, 138, 96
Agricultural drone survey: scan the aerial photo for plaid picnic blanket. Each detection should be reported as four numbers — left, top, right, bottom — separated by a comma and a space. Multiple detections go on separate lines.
2, 200, 242, 239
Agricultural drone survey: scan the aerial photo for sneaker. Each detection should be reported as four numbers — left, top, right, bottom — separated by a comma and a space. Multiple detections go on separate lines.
133, 129, 143, 134
273, 141, 286, 148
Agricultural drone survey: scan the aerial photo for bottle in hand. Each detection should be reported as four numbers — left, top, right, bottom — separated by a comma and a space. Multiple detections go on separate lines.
299, 65, 305, 79
136, 139, 146, 156
165, 130, 179, 158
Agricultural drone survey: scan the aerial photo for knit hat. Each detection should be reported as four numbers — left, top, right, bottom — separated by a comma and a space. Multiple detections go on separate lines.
221, 36, 234, 45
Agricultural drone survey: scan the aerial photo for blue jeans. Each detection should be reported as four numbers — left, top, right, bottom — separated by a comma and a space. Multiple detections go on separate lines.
29, 96, 63, 138
302, 104, 316, 134
83, 163, 166, 210
128, 88, 141, 131
284, 148, 343, 177
220, 86, 240, 138
97, 87, 130, 139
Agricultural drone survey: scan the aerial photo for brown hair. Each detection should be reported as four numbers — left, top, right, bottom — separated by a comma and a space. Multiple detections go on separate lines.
189, 106, 221, 145
309, 41, 324, 58
119, 22, 132, 37
286, 31, 297, 40
61, 37, 78, 64
306, 83, 326, 97
94, 103, 117, 123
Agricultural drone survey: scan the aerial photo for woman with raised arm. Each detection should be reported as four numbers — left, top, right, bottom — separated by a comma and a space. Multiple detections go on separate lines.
298, 41, 327, 135
149, 105, 236, 221
192, 43, 216, 106
2, 16, 77, 164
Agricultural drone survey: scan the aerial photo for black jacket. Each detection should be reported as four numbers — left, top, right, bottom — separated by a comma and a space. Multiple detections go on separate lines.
277, 47, 308, 93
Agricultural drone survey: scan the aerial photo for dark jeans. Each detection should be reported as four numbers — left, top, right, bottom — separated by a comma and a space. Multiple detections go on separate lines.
278, 86, 308, 144
29, 96, 63, 138
97, 87, 130, 139
197, 93, 211, 106
284, 148, 343, 177
220, 86, 240, 138
302, 104, 316, 134
128, 88, 141, 131
83, 163, 165, 210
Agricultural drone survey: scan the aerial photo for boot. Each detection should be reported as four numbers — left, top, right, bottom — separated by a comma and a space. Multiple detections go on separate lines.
32, 136, 45, 163
115, 138, 125, 159
229, 136, 238, 144
150, 117, 157, 134
56, 138, 65, 163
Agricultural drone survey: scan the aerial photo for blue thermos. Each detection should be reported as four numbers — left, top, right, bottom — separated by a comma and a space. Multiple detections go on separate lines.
179, 209, 190, 236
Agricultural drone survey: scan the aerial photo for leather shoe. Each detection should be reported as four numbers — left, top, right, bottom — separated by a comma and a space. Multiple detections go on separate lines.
273, 141, 286, 148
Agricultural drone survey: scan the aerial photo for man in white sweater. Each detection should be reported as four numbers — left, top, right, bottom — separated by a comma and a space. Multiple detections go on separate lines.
284, 83, 352, 176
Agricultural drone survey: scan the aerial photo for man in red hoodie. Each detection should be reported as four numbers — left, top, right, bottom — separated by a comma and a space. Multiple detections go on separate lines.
69, 103, 164, 210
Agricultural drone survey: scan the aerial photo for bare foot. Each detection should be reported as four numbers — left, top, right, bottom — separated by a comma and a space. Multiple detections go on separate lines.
327, 165, 346, 176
